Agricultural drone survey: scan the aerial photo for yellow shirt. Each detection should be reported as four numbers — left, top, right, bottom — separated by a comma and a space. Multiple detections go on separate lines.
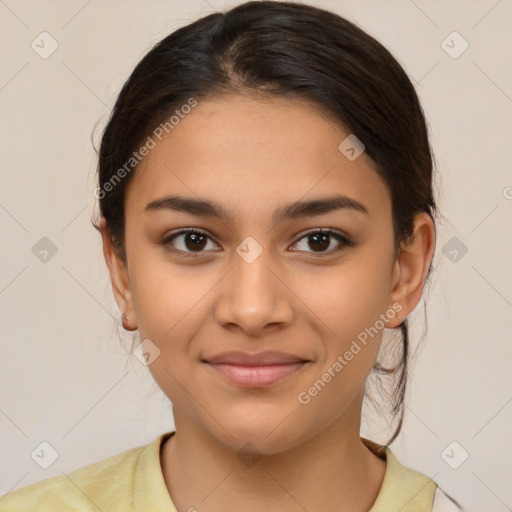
0, 432, 453, 511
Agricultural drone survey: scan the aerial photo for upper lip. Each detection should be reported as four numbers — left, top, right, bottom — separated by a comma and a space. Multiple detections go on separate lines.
204, 351, 310, 366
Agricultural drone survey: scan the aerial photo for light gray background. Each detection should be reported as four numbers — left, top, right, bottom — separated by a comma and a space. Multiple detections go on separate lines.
1, 1, 511, 511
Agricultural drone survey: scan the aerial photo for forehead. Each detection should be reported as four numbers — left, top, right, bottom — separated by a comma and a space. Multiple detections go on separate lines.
125, 94, 391, 222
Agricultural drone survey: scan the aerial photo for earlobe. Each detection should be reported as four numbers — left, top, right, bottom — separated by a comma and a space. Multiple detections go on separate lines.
122, 313, 135, 331
99, 217, 137, 330
387, 213, 436, 328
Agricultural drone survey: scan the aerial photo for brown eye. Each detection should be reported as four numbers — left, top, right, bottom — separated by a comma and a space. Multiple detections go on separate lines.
162, 229, 218, 255
183, 232, 207, 251
291, 230, 353, 254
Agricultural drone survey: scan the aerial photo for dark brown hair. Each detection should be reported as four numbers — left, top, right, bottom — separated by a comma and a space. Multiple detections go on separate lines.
92, 0, 437, 446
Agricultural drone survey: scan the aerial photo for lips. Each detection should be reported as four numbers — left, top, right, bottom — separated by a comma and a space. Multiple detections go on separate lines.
203, 351, 310, 388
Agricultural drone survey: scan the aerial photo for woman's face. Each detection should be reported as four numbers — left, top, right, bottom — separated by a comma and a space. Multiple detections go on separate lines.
118, 94, 403, 453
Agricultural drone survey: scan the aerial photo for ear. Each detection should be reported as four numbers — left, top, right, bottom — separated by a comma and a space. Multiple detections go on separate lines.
386, 212, 436, 328
99, 217, 137, 331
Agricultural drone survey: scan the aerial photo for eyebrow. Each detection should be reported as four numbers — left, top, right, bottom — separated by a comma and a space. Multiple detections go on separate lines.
144, 194, 369, 223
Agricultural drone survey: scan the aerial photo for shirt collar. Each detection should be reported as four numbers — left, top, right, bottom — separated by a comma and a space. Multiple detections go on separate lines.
133, 431, 437, 512
362, 437, 437, 512
133, 431, 178, 511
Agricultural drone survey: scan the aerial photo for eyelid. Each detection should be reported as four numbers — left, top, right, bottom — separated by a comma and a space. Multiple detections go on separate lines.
293, 227, 350, 243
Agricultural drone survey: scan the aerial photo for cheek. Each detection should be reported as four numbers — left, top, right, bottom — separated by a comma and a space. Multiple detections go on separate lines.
137, 274, 195, 356
293, 261, 393, 426
127, 241, 206, 340
301, 249, 394, 347
297, 250, 394, 401
131, 262, 209, 412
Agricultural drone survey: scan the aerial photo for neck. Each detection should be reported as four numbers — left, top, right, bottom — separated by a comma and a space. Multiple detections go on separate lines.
160, 398, 386, 512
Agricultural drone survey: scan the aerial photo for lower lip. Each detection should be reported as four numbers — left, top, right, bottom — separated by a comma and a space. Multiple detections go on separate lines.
206, 362, 307, 388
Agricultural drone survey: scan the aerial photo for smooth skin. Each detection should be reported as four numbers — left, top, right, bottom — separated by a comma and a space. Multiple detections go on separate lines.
100, 94, 436, 512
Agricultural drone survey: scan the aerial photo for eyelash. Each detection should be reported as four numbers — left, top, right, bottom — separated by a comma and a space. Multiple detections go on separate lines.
160, 228, 354, 258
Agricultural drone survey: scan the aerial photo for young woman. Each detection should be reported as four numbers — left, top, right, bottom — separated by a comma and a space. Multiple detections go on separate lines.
0, 2, 463, 511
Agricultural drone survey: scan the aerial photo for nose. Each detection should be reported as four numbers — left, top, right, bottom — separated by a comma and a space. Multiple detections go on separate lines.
214, 244, 294, 336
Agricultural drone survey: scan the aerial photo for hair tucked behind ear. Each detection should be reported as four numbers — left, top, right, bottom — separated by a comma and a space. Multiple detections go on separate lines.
92, 0, 437, 445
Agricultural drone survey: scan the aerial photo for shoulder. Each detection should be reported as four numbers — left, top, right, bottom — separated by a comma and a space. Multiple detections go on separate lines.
362, 437, 463, 512
0, 442, 148, 511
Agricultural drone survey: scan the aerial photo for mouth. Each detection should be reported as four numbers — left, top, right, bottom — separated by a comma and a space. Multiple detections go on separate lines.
202, 351, 311, 388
